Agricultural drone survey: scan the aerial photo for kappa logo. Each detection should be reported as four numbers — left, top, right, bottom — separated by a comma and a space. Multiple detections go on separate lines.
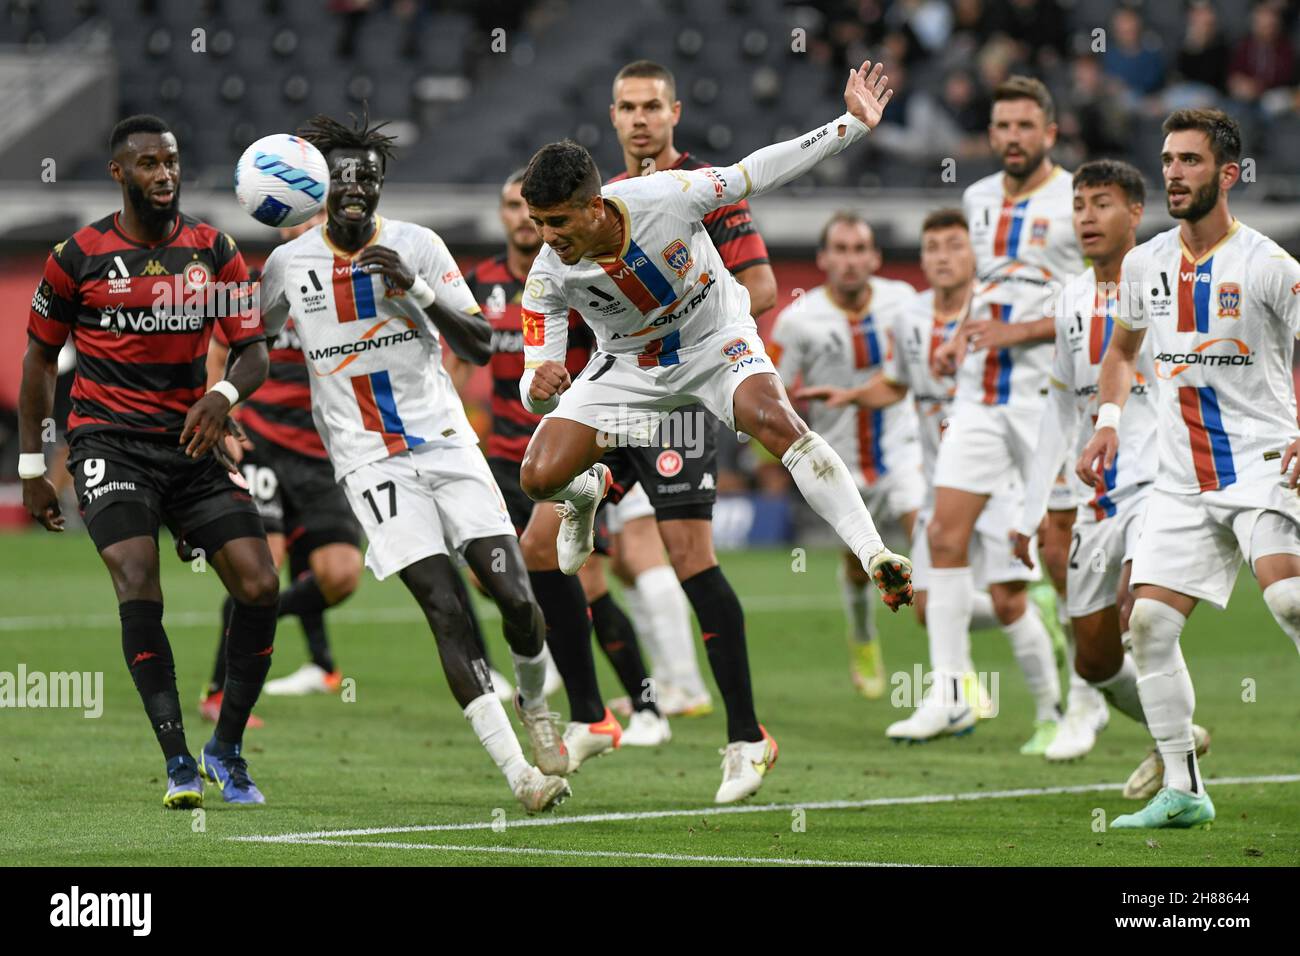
662, 238, 693, 278
656, 449, 683, 477
721, 338, 753, 362
1217, 282, 1241, 317
141, 259, 168, 276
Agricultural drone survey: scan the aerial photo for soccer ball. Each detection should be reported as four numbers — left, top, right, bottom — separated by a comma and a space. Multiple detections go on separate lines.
234, 133, 329, 228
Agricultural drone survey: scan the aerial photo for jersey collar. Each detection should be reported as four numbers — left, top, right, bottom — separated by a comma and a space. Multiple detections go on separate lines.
321, 215, 384, 258
110, 211, 183, 248
587, 197, 632, 263
1001, 163, 1062, 202
1179, 218, 1240, 266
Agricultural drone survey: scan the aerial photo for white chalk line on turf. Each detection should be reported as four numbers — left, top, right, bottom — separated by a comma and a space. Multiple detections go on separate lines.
267, 839, 901, 867
230, 773, 1300, 845
0, 594, 831, 632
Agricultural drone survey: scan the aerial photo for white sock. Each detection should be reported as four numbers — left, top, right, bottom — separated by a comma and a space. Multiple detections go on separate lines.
545, 466, 600, 503
1262, 577, 1300, 655
511, 648, 548, 711
837, 561, 876, 644
781, 432, 883, 564
1129, 598, 1200, 794
1002, 606, 1061, 722
970, 590, 1000, 631
1094, 651, 1145, 724
619, 585, 662, 678
463, 693, 531, 789
636, 565, 707, 697
924, 566, 974, 679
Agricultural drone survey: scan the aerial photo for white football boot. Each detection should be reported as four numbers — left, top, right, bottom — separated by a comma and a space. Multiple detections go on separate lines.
514, 695, 569, 776
715, 726, 779, 804
562, 707, 622, 773
512, 766, 571, 814
621, 709, 672, 746
1045, 684, 1110, 762
1123, 724, 1211, 800
262, 662, 341, 696
555, 463, 611, 575
885, 677, 975, 742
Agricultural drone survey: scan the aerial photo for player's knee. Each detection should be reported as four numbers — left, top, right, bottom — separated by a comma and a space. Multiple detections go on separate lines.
925, 518, 966, 566
518, 455, 558, 501
1262, 578, 1300, 635
991, 588, 1026, 625
316, 561, 361, 605
233, 567, 280, 607
496, 586, 539, 633
111, 556, 161, 601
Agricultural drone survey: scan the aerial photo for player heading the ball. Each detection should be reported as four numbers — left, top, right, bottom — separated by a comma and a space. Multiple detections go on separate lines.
515, 61, 913, 610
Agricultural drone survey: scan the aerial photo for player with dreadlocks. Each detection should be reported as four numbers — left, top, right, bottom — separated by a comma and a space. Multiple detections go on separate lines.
253, 110, 571, 812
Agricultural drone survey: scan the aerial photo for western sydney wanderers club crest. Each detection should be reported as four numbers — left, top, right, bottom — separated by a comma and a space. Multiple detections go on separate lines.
1217, 282, 1241, 318
662, 238, 693, 278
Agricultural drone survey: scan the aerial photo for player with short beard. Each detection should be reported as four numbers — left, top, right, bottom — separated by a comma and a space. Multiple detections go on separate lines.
1013, 160, 1210, 775
21, 114, 278, 807
1079, 109, 1300, 829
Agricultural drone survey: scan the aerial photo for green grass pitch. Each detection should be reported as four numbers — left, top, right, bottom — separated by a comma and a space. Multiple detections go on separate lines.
2, 531, 1297, 866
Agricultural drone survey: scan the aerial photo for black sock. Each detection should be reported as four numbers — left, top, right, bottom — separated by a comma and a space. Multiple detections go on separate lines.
120, 599, 188, 761
590, 593, 657, 714
299, 612, 335, 673
278, 572, 329, 618
208, 596, 234, 694
217, 602, 277, 746
680, 566, 760, 742
529, 570, 603, 723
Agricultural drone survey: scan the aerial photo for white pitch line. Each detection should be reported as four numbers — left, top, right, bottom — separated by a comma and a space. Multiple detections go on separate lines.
230, 773, 1300, 844
0, 594, 838, 632
270, 838, 905, 867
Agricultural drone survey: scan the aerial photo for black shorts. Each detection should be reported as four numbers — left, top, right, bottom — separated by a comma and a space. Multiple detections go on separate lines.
603, 403, 718, 522
68, 430, 265, 554
239, 427, 362, 552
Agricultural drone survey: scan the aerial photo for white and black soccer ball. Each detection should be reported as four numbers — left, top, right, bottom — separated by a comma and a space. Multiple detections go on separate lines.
234, 133, 329, 228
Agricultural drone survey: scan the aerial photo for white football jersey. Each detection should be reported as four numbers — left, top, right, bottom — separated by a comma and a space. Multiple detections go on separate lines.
963, 165, 1084, 282
956, 261, 1060, 408
769, 279, 921, 486
880, 288, 963, 484
521, 169, 755, 370
1118, 220, 1300, 502
258, 217, 483, 481
1052, 267, 1158, 519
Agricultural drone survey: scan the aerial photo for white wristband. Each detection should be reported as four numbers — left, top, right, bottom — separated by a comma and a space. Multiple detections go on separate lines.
408, 276, 436, 308
209, 380, 240, 406
18, 453, 46, 479
1095, 402, 1122, 431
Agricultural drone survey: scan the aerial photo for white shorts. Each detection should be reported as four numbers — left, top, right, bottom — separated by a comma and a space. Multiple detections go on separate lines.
860, 460, 925, 524
547, 322, 774, 438
603, 482, 655, 534
910, 488, 1039, 592
1067, 487, 1149, 618
1130, 483, 1300, 610
342, 443, 515, 581
932, 400, 1039, 496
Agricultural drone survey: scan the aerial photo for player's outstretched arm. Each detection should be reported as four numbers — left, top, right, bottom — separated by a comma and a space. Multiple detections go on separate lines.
674, 61, 893, 219
1076, 322, 1144, 489
18, 338, 64, 531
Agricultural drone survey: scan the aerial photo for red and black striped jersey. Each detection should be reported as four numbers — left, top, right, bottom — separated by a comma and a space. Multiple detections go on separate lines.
27, 212, 261, 439
606, 151, 770, 275
465, 254, 594, 462
217, 317, 326, 459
